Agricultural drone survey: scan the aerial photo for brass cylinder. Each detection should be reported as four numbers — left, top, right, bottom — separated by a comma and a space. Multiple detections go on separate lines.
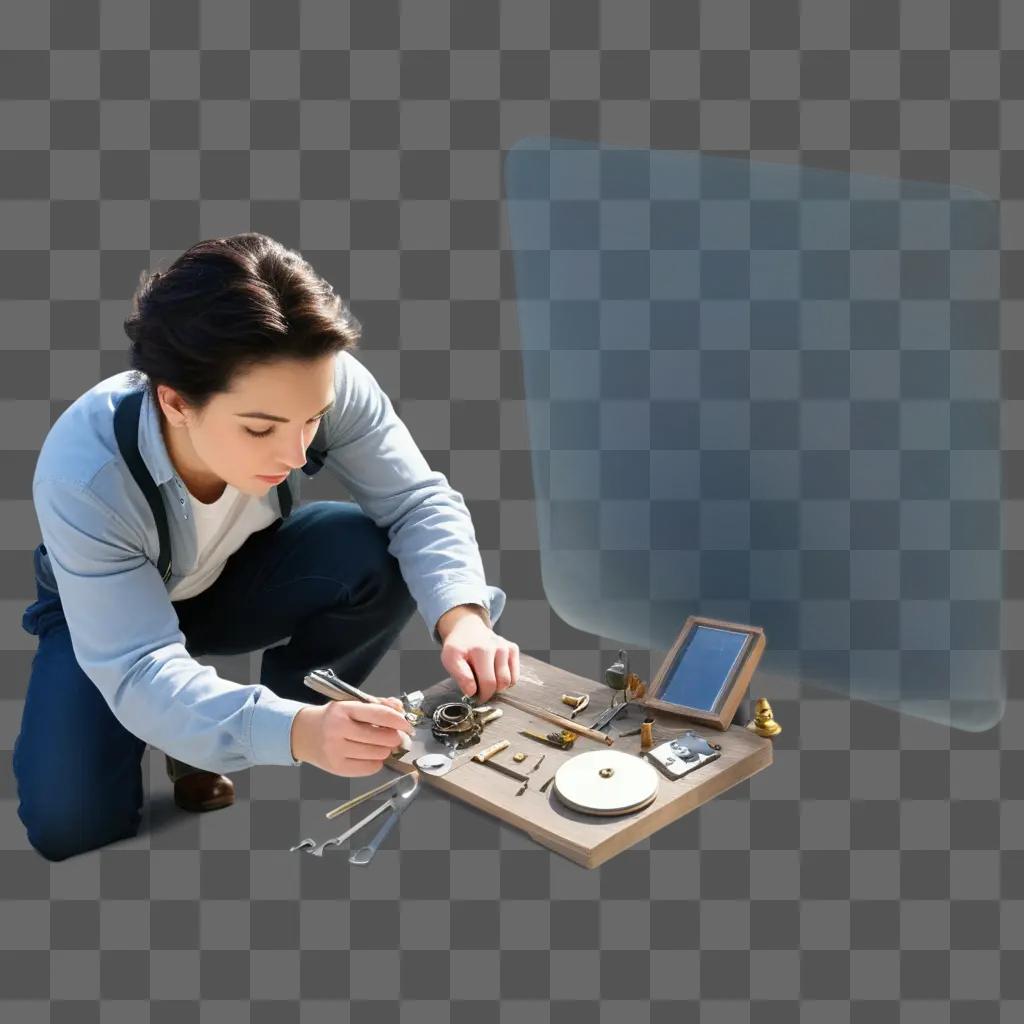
640, 719, 654, 750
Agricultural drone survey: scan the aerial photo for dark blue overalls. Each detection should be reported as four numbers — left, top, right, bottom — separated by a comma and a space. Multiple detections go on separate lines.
14, 390, 417, 861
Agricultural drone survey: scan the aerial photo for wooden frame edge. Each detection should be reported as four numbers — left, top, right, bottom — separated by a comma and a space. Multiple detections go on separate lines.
641, 615, 767, 730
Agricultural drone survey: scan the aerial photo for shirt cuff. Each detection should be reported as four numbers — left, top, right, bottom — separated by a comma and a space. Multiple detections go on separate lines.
249, 687, 310, 766
427, 583, 507, 644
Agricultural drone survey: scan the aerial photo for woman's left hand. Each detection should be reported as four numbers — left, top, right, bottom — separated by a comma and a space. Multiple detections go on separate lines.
438, 609, 519, 703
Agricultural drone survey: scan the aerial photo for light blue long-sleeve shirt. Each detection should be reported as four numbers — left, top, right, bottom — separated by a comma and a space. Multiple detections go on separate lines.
30, 349, 506, 773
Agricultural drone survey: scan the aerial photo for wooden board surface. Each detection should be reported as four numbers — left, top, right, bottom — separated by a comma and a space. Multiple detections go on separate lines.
345, 653, 774, 868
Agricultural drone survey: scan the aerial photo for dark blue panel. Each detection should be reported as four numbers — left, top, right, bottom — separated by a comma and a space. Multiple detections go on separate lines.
659, 625, 750, 711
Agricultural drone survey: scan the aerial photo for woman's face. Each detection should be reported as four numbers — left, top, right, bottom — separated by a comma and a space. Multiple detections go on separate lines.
157, 354, 337, 499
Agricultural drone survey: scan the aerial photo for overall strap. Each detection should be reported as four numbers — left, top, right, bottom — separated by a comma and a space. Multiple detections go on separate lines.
301, 416, 329, 483
277, 413, 329, 520
276, 445, 326, 520
276, 478, 292, 519
112, 390, 172, 583
113, 388, 328, 538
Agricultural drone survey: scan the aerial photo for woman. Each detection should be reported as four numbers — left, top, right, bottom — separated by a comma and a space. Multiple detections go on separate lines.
14, 233, 517, 862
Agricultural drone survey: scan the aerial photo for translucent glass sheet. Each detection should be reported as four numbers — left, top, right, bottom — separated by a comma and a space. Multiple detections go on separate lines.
505, 136, 1002, 729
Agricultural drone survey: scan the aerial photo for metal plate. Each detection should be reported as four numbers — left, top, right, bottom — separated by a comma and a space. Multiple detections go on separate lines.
415, 753, 454, 776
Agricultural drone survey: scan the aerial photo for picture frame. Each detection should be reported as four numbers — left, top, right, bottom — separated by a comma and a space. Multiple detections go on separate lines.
641, 615, 766, 731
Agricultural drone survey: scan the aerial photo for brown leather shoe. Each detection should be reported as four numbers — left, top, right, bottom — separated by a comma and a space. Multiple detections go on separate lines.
165, 755, 235, 813
173, 771, 235, 813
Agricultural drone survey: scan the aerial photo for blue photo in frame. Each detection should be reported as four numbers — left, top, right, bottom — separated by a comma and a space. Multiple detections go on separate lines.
644, 617, 766, 730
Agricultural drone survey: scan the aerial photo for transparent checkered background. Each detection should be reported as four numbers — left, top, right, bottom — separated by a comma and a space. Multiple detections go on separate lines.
1, 1, 1023, 1020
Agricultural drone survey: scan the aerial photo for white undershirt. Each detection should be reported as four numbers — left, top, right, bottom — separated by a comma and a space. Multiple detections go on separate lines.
168, 483, 279, 601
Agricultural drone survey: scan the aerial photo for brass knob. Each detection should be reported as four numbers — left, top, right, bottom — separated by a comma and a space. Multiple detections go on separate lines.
746, 697, 782, 738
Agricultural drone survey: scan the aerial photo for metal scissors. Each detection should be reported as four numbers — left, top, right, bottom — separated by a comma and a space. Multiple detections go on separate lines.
289, 773, 421, 863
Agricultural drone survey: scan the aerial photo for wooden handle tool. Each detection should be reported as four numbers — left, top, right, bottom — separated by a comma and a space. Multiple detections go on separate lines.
496, 691, 614, 746
472, 739, 510, 763
471, 739, 531, 783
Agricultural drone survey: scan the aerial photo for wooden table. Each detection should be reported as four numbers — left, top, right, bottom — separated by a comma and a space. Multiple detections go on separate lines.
356, 653, 774, 869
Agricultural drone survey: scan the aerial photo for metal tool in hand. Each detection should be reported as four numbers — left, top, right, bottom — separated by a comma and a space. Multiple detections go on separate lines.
399, 689, 426, 723
290, 774, 420, 862
303, 668, 414, 756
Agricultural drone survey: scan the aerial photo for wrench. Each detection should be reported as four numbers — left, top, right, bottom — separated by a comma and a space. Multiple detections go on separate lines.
291, 774, 420, 859
299, 800, 395, 857
348, 776, 421, 865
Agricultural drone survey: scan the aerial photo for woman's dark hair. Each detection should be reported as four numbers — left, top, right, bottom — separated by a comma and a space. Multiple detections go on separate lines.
124, 233, 361, 411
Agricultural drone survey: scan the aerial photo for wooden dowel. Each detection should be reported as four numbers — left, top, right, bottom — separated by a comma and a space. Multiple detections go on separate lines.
495, 691, 614, 746
324, 773, 409, 820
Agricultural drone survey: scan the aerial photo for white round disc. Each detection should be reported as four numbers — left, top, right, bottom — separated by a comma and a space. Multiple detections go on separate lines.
415, 753, 453, 776
553, 750, 660, 816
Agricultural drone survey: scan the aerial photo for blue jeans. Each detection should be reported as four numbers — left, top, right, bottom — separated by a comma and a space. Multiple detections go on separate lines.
13, 500, 417, 862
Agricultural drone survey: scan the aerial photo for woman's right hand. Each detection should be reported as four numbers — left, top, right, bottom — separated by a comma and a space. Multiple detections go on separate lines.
290, 700, 414, 777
